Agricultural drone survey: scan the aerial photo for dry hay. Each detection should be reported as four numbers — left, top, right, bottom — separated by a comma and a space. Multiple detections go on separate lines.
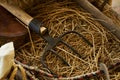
1, 0, 120, 80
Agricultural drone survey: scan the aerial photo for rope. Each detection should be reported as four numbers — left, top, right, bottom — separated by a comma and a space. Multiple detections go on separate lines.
9, 63, 27, 80
15, 59, 112, 80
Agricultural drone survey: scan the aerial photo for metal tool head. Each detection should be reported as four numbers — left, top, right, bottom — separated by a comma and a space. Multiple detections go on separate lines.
16, 18, 93, 76
40, 30, 93, 76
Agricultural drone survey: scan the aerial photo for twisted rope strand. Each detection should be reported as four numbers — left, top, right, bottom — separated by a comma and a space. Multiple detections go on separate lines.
15, 59, 118, 80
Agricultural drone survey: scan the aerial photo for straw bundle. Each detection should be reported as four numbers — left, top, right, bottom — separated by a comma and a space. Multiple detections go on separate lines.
1, 0, 120, 80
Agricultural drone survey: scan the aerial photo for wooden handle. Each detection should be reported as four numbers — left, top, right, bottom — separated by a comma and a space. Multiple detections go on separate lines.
0, 2, 47, 35
0, 2, 33, 26
74, 0, 120, 40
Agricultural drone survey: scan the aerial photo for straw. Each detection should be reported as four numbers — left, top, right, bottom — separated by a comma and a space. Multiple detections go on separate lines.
1, 0, 120, 79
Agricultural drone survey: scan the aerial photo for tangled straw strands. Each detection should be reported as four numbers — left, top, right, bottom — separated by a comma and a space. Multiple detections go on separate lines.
2, 0, 120, 79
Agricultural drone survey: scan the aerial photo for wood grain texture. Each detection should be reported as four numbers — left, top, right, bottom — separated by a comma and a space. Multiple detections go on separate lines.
0, 2, 33, 26
74, 0, 120, 40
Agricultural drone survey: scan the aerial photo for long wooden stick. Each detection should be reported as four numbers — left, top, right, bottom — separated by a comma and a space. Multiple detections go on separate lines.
0, 2, 47, 35
74, 0, 120, 40
0, 2, 33, 26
